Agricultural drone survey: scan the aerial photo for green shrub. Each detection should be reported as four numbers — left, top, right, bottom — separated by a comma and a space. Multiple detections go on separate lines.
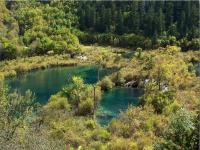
91, 129, 110, 142
77, 98, 94, 116
109, 138, 138, 150
114, 71, 126, 86
0, 38, 18, 60
190, 38, 200, 50
85, 120, 96, 130
100, 77, 114, 91
43, 94, 70, 113
141, 90, 175, 114
158, 108, 196, 149
89, 141, 106, 150
136, 47, 143, 58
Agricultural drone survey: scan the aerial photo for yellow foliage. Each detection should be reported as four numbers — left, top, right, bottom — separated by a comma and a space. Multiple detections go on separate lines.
108, 138, 138, 150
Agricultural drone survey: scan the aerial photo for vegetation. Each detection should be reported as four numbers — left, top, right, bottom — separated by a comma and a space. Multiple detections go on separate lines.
99, 76, 114, 91
0, 54, 77, 78
76, 1, 199, 50
0, 1, 199, 61
0, 0, 199, 150
0, 1, 80, 60
1, 45, 199, 149
0, 76, 37, 144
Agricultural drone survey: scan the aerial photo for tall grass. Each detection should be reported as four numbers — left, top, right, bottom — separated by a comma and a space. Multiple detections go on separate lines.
0, 54, 78, 78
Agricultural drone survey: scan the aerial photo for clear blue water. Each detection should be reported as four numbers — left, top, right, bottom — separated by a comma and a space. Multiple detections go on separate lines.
6, 66, 143, 125
96, 87, 143, 126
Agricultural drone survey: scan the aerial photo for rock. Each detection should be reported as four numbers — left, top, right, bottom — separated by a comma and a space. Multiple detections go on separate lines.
75, 55, 88, 61
125, 80, 138, 88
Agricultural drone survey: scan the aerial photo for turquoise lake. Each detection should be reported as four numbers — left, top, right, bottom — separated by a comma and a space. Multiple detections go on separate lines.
6, 66, 143, 125
96, 87, 143, 126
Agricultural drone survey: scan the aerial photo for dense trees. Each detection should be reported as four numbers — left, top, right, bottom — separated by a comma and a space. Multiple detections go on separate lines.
0, 1, 199, 60
77, 1, 199, 39
77, 1, 199, 50
14, 1, 80, 56
0, 1, 80, 60
0, 1, 21, 60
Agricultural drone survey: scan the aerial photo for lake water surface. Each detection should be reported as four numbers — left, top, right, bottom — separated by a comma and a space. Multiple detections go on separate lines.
6, 66, 143, 125
6, 66, 109, 103
96, 87, 143, 126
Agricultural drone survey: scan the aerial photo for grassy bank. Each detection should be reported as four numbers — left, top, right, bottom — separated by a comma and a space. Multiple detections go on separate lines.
0, 54, 78, 78
0, 45, 129, 78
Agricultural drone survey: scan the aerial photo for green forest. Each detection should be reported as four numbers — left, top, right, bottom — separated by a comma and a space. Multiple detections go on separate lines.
0, 0, 200, 150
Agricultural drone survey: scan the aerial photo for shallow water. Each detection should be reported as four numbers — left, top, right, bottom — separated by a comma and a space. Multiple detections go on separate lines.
96, 87, 143, 126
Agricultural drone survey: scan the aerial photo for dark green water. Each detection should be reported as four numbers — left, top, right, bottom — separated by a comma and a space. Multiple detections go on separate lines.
6, 66, 143, 125
96, 87, 143, 126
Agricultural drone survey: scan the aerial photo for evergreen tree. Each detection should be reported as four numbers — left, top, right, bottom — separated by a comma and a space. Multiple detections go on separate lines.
129, 2, 139, 33
178, 10, 186, 37
76, 1, 199, 40
158, 8, 165, 35
116, 9, 124, 35
105, 8, 112, 32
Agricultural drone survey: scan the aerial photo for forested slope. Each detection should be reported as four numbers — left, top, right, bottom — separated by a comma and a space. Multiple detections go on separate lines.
76, 1, 200, 50
78, 1, 199, 38
0, 0, 79, 60
0, 1, 200, 150
0, 1, 200, 61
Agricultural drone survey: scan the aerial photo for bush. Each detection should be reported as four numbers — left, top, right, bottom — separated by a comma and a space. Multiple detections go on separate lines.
136, 47, 143, 58
190, 38, 200, 50
141, 90, 175, 114
91, 129, 110, 142
47, 50, 54, 55
100, 77, 114, 91
114, 71, 125, 86
77, 98, 94, 116
89, 141, 106, 150
75, 31, 152, 49
158, 108, 196, 149
85, 120, 96, 130
0, 38, 18, 60
119, 34, 146, 48
74, 30, 96, 44
43, 94, 70, 113
109, 138, 138, 150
